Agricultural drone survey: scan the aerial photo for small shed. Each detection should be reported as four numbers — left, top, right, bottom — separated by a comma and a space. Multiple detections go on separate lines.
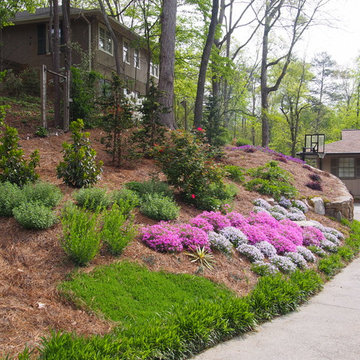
321, 129, 360, 198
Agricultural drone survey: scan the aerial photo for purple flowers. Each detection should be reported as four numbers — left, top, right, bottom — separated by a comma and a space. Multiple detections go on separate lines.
191, 211, 231, 232
302, 226, 325, 247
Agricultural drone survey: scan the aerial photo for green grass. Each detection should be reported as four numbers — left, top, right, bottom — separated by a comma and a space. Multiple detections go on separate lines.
59, 261, 232, 325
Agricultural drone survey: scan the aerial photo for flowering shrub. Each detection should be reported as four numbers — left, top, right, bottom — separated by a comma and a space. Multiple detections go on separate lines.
208, 231, 233, 254
324, 232, 341, 246
305, 181, 322, 191
255, 241, 277, 258
270, 211, 287, 221
270, 205, 288, 215
285, 252, 307, 269
279, 197, 292, 209
189, 217, 214, 233
292, 199, 308, 213
253, 198, 272, 210
226, 212, 249, 228
237, 244, 264, 262
307, 245, 326, 257
310, 221, 326, 233
176, 224, 209, 251
302, 226, 325, 246
141, 223, 183, 253
194, 211, 231, 231
320, 239, 338, 252
324, 227, 344, 239
297, 246, 316, 262
219, 226, 248, 246
270, 255, 297, 273
251, 261, 278, 276
253, 206, 270, 214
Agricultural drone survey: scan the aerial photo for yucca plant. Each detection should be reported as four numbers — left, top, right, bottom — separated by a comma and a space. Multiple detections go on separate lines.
185, 247, 215, 270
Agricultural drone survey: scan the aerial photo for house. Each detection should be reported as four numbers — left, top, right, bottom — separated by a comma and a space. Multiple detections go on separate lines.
0, 7, 158, 96
320, 129, 360, 198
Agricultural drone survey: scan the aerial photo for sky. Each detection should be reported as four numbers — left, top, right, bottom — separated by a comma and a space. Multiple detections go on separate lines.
297, 0, 360, 67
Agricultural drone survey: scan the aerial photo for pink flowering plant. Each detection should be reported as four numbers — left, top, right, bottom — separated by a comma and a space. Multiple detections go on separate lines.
302, 226, 325, 247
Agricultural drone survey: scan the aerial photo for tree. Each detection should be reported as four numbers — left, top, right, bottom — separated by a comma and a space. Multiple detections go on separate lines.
193, 0, 219, 128
259, 0, 327, 147
0, 0, 38, 29
157, 0, 177, 129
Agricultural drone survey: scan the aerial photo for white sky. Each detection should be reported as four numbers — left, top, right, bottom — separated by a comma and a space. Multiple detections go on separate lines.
298, 0, 360, 67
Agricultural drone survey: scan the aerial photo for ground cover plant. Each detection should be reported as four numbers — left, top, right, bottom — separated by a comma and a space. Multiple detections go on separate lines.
25, 266, 323, 359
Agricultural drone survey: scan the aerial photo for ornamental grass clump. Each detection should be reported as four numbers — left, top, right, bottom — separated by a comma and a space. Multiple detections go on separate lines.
13, 201, 57, 229
255, 241, 277, 258
101, 204, 137, 255
208, 231, 233, 254
270, 255, 297, 273
237, 243, 264, 262
60, 204, 101, 266
219, 226, 248, 246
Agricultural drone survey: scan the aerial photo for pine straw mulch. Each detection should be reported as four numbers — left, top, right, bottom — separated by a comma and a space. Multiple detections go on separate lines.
0, 129, 349, 357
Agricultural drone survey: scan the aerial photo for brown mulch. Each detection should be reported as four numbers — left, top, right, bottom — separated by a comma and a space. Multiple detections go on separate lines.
0, 128, 349, 357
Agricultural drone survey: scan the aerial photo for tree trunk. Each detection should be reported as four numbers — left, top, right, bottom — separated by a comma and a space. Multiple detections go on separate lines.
157, 0, 177, 129
52, 0, 62, 128
193, 0, 219, 128
62, 0, 71, 72
98, 0, 122, 75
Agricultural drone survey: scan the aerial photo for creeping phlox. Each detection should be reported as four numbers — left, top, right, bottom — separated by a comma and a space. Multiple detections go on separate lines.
140, 197, 343, 273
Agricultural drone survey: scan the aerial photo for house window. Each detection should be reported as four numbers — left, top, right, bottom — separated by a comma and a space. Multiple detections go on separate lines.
331, 157, 357, 179
150, 61, 159, 78
339, 158, 355, 178
134, 48, 140, 69
123, 41, 130, 64
99, 26, 113, 55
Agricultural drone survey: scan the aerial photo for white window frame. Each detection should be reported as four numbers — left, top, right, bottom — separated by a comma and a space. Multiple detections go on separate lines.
123, 40, 130, 64
98, 25, 113, 55
134, 48, 140, 69
150, 61, 159, 78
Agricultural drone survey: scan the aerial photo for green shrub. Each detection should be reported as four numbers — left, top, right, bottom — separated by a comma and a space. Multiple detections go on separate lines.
125, 179, 173, 199
56, 119, 103, 188
245, 178, 298, 200
156, 130, 234, 210
110, 188, 139, 216
224, 165, 246, 183
101, 204, 137, 255
70, 67, 101, 127
60, 204, 101, 266
13, 201, 57, 229
0, 123, 39, 187
22, 182, 62, 208
0, 181, 25, 216
140, 194, 180, 221
235, 138, 252, 146
35, 126, 49, 138
318, 254, 344, 277
74, 187, 110, 211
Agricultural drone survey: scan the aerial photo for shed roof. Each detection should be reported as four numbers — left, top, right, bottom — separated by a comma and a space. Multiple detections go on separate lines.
325, 129, 360, 154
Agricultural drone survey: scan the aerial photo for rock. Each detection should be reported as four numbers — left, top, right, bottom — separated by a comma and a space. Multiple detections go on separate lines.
325, 195, 354, 221
311, 197, 325, 215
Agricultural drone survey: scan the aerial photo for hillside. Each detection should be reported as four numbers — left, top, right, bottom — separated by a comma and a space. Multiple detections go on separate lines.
0, 101, 350, 357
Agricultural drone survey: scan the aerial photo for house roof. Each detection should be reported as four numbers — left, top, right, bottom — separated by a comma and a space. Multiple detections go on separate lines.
11, 7, 141, 42
325, 129, 360, 155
